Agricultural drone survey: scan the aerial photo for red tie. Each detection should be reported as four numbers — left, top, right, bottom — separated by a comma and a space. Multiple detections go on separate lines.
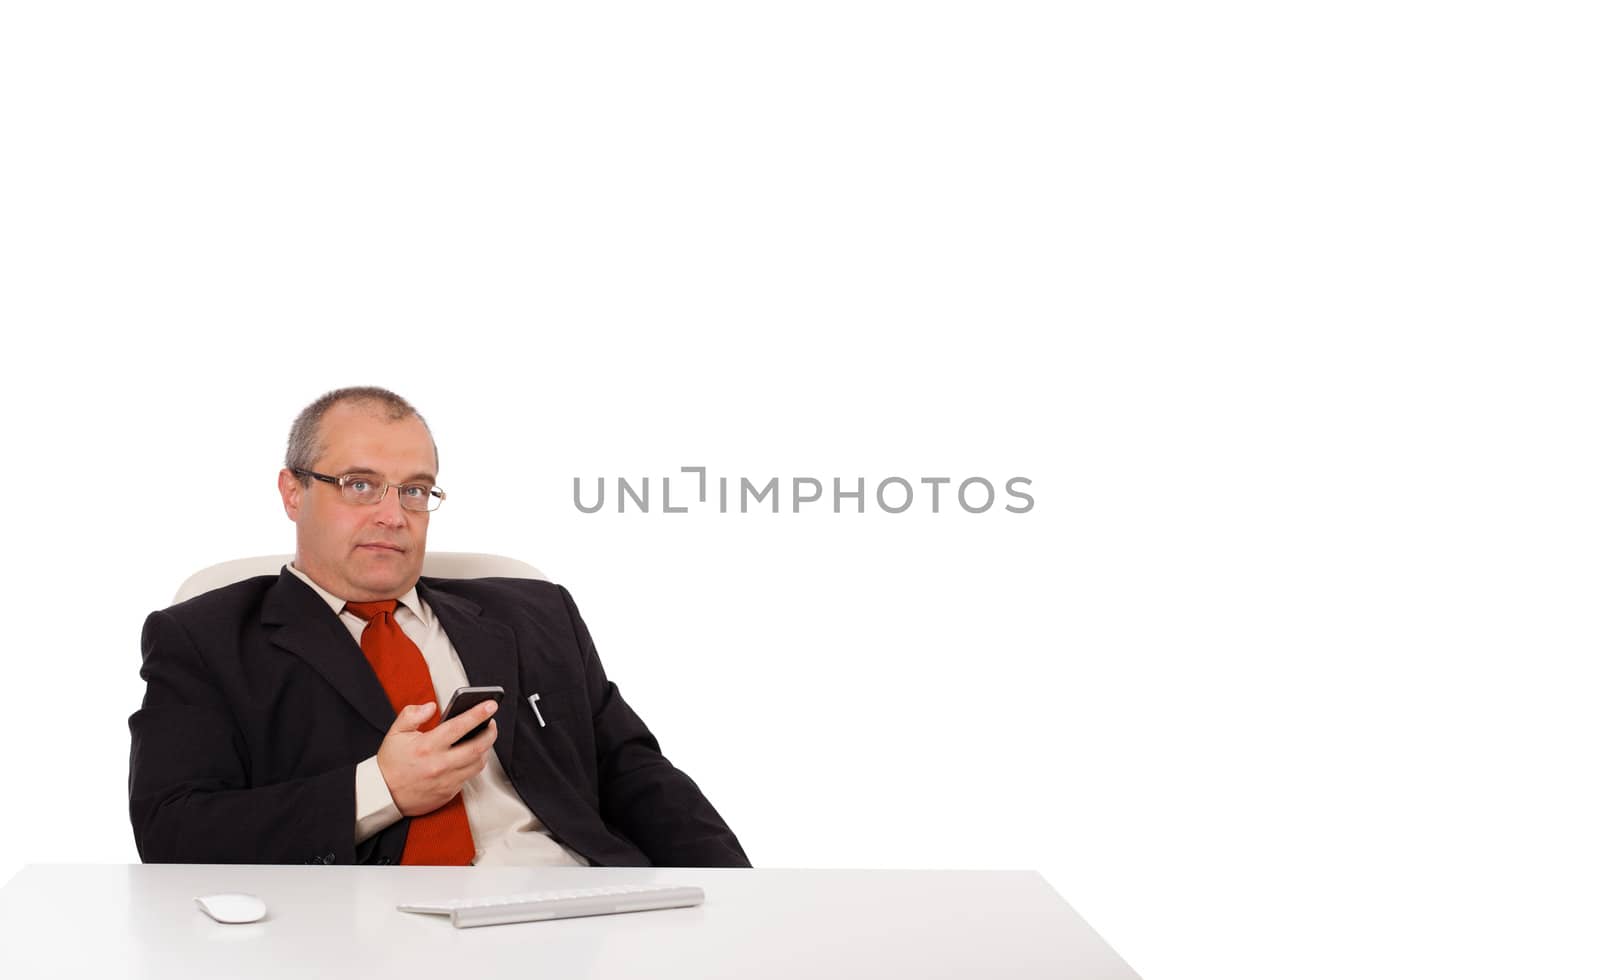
345, 600, 476, 866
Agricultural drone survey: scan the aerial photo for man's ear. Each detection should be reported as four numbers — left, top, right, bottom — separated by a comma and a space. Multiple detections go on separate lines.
277, 468, 303, 521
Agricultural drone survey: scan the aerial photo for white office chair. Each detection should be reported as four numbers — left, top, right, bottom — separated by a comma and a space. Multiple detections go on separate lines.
173, 552, 547, 604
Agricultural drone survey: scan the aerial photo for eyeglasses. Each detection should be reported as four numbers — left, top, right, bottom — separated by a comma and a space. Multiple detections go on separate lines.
293, 468, 447, 512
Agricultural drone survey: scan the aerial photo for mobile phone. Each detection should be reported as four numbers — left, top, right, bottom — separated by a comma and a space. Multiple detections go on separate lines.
441, 685, 505, 745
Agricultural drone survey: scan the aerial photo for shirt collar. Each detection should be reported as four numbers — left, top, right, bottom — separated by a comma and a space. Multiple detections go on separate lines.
286, 562, 430, 626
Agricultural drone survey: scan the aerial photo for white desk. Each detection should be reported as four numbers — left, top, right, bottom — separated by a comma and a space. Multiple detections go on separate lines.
0, 864, 1140, 979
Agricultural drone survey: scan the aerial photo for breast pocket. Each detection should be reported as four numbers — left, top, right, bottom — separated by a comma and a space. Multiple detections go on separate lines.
512, 683, 598, 779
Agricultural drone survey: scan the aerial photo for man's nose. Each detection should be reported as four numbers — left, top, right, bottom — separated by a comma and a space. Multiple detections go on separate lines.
373, 486, 409, 526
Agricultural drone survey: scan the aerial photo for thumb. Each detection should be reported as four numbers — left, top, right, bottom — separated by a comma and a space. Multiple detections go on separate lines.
389, 702, 436, 733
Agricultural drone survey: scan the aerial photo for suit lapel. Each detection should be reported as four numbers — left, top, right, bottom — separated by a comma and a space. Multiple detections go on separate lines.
419, 580, 523, 778
262, 568, 395, 734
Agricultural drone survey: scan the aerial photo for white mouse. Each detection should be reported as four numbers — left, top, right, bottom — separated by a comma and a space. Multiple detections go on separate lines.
194, 892, 268, 924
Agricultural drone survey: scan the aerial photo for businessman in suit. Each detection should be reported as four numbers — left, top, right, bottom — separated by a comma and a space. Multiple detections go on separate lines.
128, 386, 749, 868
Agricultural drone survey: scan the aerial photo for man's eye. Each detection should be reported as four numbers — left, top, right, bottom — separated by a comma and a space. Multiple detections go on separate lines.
347, 479, 374, 493
401, 485, 428, 499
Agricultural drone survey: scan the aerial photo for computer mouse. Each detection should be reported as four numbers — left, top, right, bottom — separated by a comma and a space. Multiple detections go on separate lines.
194, 892, 268, 924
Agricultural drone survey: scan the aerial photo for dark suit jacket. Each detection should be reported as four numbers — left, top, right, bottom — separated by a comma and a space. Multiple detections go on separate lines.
128, 569, 749, 868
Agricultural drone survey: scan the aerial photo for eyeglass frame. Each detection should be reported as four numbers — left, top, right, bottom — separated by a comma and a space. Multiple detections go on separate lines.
291, 468, 447, 512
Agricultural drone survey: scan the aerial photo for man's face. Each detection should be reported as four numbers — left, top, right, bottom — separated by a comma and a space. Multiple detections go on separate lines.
277, 401, 438, 601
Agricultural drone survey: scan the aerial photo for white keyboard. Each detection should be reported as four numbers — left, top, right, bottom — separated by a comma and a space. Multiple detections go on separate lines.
398, 883, 705, 929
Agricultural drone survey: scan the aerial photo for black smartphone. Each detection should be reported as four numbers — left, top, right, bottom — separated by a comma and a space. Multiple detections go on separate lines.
440, 685, 505, 745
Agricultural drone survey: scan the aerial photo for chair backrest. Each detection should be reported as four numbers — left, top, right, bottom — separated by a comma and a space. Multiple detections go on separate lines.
173, 552, 547, 604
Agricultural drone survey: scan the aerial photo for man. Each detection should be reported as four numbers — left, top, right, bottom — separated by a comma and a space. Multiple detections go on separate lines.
128, 387, 749, 868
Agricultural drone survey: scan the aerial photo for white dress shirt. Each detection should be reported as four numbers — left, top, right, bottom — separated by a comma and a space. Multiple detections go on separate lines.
287, 564, 586, 867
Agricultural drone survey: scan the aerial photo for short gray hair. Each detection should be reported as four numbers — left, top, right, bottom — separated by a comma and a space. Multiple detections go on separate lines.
285, 386, 438, 485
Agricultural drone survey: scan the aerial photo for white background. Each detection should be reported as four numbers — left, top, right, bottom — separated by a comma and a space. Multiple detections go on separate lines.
2, 3, 1596, 978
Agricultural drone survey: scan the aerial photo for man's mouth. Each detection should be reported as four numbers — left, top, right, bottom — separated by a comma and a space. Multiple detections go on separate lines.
357, 542, 406, 553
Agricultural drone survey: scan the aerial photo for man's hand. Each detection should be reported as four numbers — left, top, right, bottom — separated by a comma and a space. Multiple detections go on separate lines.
376, 700, 499, 817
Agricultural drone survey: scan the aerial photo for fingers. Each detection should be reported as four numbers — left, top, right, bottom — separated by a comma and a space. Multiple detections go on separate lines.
377, 703, 499, 817
435, 698, 499, 745
404, 722, 494, 809
388, 702, 436, 733
441, 719, 498, 770
465, 717, 498, 753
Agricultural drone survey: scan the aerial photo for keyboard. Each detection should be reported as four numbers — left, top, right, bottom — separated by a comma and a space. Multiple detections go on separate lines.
398, 883, 705, 929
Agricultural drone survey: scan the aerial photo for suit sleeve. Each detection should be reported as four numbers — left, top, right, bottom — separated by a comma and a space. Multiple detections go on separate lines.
128, 609, 379, 865
557, 586, 751, 868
